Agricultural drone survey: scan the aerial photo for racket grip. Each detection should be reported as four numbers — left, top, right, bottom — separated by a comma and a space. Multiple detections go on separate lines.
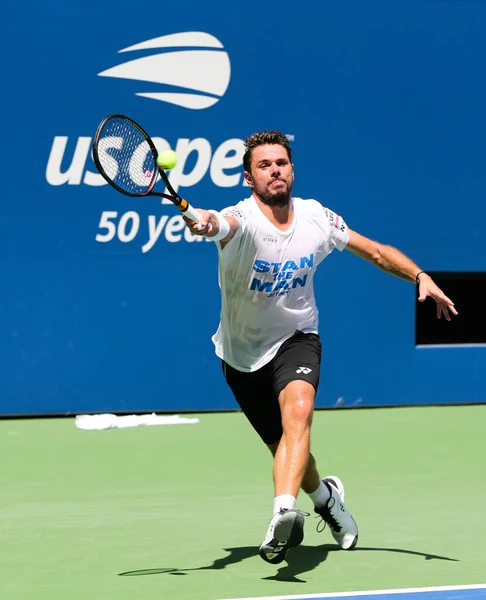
181, 203, 202, 223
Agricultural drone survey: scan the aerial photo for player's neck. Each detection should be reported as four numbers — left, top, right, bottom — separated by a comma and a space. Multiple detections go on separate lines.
253, 194, 294, 230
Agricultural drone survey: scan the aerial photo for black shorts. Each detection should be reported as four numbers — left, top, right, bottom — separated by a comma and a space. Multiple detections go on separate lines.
222, 330, 322, 445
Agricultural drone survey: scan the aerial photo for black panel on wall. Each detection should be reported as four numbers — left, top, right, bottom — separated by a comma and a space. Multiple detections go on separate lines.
416, 272, 486, 345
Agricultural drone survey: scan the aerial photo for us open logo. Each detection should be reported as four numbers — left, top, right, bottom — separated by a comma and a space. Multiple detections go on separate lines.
97, 31, 231, 109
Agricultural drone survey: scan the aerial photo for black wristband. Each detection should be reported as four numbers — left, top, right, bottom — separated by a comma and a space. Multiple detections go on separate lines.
415, 271, 426, 284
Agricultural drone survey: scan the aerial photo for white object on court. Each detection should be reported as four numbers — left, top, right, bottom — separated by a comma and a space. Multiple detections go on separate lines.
75, 413, 199, 430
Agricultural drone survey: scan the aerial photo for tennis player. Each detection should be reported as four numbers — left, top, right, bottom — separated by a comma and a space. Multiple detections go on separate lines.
183, 131, 457, 564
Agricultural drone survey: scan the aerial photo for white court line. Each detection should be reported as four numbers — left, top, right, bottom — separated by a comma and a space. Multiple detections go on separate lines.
217, 583, 486, 600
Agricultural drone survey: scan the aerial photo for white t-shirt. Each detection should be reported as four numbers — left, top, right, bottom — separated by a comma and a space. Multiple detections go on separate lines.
212, 195, 349, 372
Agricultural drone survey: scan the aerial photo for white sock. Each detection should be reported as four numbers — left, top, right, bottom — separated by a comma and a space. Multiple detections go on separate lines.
273, 494, 296, 515
308, 480, 331, 508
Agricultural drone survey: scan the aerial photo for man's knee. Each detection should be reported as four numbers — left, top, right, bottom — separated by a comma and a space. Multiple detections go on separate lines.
279, 381, 315, 428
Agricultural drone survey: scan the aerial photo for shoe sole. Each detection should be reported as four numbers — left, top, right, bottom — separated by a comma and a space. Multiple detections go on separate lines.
259, 510, 305, 564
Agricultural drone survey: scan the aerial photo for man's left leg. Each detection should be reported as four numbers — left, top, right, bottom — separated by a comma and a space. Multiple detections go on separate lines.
273, 380, 316, 500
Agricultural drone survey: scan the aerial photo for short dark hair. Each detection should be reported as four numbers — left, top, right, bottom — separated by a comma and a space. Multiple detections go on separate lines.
243, 131, 292, 172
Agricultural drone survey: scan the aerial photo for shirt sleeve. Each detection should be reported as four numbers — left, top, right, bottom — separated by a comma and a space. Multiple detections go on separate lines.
323, 206, 349, 251
220, 202, 247, 242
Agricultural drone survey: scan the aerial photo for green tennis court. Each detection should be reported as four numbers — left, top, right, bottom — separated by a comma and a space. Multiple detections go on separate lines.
1, 405, 485, 600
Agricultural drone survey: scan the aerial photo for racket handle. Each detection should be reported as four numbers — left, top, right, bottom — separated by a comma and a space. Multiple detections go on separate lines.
179, 202, 202, 223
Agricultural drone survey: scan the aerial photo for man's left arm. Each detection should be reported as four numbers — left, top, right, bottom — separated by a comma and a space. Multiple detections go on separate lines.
345, 229, 458, 321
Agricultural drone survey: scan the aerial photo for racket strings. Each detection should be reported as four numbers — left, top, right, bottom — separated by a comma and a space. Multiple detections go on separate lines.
96, 117, 157, 195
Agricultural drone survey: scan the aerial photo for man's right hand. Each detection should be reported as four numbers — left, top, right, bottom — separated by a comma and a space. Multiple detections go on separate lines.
183, 209, 214, 236
183, 209, 239, 246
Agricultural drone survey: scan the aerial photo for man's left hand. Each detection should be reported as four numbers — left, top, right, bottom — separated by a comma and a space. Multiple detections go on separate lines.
417, 273, 458, 321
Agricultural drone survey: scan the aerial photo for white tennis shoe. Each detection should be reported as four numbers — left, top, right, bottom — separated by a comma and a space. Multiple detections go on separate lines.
314, 475, 358, 550
259, 508, 308, 564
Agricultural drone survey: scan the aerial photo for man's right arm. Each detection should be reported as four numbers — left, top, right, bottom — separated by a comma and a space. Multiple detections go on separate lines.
183, 209, 240, 247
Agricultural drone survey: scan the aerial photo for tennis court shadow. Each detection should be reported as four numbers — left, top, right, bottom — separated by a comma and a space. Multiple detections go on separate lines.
118, 546, 257, 577
118, 545, 332, 581
118, 543, 458, 581
357, 546, 459, 562
262, 544, 337, 582
264, 544, 459, 583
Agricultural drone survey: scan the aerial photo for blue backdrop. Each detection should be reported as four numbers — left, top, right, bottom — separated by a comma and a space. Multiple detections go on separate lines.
2, 0, 485, 415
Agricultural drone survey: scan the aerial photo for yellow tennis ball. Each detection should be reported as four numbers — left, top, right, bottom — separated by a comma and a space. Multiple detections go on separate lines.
157, 149, 178, 171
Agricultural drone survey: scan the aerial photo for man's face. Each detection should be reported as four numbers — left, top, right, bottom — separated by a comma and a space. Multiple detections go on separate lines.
244, 144, 294, 207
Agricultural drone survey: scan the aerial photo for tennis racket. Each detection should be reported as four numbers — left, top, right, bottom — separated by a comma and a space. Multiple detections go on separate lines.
92, 114, 202, 223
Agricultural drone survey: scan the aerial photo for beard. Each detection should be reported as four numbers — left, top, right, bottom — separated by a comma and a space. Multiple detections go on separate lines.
258, 180, 293, 207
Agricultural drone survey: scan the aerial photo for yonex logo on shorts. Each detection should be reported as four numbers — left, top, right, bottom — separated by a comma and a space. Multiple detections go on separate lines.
296, 366, 312, 374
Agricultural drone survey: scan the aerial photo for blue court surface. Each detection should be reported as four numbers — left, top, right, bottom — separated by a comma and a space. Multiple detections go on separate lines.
218, 584, 486, 600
